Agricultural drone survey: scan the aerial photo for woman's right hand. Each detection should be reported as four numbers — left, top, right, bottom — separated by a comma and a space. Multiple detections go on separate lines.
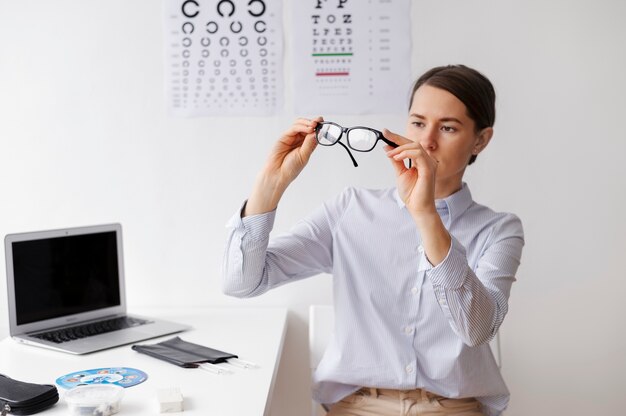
244, 117, 322, 216
266, 117, 322, 186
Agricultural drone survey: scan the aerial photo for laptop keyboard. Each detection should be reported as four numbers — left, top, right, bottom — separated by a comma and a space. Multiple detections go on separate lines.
32, 316, 149, 344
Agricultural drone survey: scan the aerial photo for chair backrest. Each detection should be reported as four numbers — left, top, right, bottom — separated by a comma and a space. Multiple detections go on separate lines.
309, 305, 335, 416
309, 305, 335, 371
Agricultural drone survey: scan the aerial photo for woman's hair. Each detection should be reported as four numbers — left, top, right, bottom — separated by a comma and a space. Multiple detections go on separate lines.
409, 65, 496, 165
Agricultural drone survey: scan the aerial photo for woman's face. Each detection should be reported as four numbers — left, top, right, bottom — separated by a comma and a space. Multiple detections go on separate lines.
406, 84, 491, 196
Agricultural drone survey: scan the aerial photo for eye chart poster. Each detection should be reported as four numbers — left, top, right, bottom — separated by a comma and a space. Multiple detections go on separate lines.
293, 0, 411, 115
164, 0, 283, 116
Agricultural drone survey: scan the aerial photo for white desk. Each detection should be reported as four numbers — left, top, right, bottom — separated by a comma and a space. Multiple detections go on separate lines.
0, 307, 287, 415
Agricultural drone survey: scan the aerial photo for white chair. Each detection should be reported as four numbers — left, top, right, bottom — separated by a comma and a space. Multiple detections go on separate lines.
309, 305, 502, 415
309, 305, 335, 416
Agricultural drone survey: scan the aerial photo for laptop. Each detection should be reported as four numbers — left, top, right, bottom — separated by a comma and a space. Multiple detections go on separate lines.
4, 223, 190, 354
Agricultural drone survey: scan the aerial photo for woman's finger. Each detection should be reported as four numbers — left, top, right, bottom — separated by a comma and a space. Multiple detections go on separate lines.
299, 132, 319, 164
284, 117, 324, 137
382, 128, 412, 147
386, 150, 408, 176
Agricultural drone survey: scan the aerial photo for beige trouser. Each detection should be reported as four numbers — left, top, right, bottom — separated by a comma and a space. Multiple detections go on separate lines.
326, 387, 484, 416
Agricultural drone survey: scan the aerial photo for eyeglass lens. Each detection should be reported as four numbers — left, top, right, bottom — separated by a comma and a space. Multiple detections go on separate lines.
347, 129, 379, 152
317, 123, 342, 146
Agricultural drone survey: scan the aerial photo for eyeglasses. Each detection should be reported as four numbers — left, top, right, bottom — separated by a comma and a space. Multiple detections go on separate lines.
315, 121, 400, 167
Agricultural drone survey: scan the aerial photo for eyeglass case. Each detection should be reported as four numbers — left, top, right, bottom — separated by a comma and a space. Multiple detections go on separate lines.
0, 374, 59, 415
132, 336, 237, 368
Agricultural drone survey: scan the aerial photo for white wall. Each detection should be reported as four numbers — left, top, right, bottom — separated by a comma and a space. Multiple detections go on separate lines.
1, 1, 625, 415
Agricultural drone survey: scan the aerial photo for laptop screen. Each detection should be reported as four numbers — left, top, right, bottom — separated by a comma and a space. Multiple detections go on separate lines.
11, 231, 121, 325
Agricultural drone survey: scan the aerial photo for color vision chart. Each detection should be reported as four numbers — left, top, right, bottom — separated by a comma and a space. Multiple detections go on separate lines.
164, 0, 283, 116
293, 0, 411, 115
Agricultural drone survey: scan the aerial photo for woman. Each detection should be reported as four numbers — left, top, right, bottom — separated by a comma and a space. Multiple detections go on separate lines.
222, 65, 524, 416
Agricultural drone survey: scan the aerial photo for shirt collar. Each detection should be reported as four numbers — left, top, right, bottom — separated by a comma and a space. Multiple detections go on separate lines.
441, 182, 474, 222
393, 182, 474, 223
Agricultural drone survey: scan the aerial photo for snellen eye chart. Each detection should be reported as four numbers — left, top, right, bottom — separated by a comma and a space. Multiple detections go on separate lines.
293, 0, 411, 115
165, 0, 283, 116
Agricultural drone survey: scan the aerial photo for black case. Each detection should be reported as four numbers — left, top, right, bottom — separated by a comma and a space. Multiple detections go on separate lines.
132, 336, 237, 367
0, 374, 58, 415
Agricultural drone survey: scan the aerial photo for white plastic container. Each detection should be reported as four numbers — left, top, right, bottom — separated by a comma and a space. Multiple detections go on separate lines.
64, 384, 124, 416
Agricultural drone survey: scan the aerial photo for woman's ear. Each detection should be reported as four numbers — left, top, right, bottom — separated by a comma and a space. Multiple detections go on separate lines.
473, 127, 494, 155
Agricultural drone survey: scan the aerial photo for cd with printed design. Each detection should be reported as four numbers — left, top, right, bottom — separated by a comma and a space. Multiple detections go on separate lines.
56, 367, 147, 389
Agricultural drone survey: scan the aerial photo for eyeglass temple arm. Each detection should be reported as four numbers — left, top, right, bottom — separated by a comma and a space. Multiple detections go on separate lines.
381, 137, 399, 148
337, 140, 359, 167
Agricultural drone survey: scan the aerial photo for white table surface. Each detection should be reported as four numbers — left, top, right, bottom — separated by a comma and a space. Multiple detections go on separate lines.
0, 307, 288, 416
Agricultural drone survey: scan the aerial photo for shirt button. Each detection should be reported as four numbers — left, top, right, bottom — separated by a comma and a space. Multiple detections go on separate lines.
411, 287, 419, 295
439, 298, 446, 305
405, 365, 414, 374
417, 245, 424, 253
404, 326, 414, 335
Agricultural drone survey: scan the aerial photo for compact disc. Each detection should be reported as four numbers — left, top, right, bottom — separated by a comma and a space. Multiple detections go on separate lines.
56, 367, 147, 389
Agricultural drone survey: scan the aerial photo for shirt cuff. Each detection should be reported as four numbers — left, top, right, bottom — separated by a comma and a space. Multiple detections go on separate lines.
225, 200, 277, 242
427, 236, 469, 290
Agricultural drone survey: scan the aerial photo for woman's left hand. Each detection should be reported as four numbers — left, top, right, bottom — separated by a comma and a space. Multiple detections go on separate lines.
383, 129, 439, 219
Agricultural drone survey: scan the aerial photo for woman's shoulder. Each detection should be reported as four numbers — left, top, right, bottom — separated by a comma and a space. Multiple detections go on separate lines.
467, 200, 524, 239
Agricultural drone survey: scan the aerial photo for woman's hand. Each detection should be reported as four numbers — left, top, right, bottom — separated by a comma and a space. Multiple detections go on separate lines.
244, 117, 322, 216
383, 129, 451, 265
383, 129, 438, 218
266, 117, 322, 187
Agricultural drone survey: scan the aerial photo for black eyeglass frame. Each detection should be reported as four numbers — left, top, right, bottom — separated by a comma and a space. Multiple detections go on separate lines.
315, 121, 400, 167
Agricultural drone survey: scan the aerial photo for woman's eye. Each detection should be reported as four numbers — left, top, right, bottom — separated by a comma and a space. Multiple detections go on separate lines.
411, 121, 424, 128
441, 125, 456, 132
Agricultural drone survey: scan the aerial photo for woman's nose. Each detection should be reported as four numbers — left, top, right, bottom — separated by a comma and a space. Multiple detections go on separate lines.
419, 128, 438, 150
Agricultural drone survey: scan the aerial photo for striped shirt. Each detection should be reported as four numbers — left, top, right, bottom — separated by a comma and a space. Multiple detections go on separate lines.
222, 183, 524, 416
